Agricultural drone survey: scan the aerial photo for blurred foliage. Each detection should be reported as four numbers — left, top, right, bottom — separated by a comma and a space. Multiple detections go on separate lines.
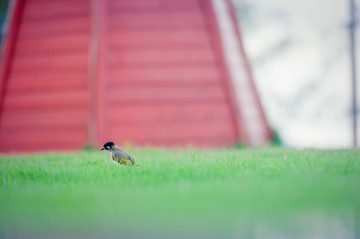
0, 0, 8, 15
234, 128, 282, 148
270, 128, 282, 146
81, 143, 99, 152
0, 0, 9, 43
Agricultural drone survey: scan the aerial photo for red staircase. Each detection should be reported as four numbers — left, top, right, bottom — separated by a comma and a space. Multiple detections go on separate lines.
0, 0, 271, 152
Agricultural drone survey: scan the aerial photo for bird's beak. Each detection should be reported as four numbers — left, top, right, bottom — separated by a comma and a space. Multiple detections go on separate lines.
101, 147, 105, 151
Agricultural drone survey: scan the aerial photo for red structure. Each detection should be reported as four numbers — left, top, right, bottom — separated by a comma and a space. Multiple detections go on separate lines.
0, 0, 271, 152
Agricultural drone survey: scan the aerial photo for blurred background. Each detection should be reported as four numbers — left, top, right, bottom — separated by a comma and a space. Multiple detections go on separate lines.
232, 0, 360, 148
0, 0, 359, 150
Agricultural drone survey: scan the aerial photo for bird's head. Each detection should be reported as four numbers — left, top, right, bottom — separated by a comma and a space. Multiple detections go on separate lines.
101, 141, 115, 151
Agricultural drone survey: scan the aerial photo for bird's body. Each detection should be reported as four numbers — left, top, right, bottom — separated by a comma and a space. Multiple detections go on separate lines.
110, 147, 135, 165
101, 142, 135, 166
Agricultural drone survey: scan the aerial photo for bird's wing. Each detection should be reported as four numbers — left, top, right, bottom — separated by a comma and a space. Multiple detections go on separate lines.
112, 150, 135, 165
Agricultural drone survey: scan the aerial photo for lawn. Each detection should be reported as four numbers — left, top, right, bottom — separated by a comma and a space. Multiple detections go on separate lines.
0, 147, 359, 238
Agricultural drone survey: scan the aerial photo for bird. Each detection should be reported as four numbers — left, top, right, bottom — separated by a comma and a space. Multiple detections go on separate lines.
101, 141, 135, 166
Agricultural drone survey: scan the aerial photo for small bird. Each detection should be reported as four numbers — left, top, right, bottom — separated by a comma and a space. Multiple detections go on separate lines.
101, 142, 135, 166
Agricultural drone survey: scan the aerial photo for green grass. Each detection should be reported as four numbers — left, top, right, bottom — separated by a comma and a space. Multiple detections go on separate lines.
0, 148, 360, 238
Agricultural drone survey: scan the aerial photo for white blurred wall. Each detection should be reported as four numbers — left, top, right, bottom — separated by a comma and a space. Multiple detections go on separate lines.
232, 0, 359, 148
